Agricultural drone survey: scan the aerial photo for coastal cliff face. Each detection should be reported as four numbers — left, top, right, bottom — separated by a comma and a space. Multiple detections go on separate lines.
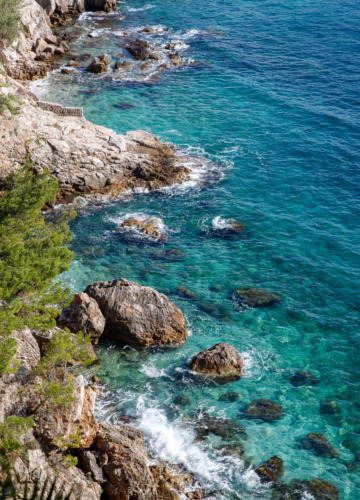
0, 0, 191, 203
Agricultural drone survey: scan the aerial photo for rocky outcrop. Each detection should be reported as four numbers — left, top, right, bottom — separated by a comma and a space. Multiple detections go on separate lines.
0, 75, 192, 202
233, 287, 283, 308
96, 422, 158, 500
255, 456, 284, 483
86, 0, 117, 13
119, 217, 166, 242
84, 279, 188, 348
34, 374, 98, 449
57, 292, 106, 343
150, 463, 203, 500
272, 478, 340, 500
125, 40, 152, 61
242, 399, 285, 422
86, 54, 109, 73
189, 343, 243, 380
300, 433, 339, 458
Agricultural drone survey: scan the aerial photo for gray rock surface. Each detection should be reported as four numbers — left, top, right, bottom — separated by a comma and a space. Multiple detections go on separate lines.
58, 292, 106, 342
190, 343, 244, 379
85, 279, 188, 347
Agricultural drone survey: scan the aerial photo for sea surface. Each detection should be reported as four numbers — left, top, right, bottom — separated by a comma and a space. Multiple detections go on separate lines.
30, 0, 360, 497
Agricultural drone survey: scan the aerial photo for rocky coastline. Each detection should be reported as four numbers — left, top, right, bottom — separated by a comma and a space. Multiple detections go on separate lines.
0, 2, 341, 499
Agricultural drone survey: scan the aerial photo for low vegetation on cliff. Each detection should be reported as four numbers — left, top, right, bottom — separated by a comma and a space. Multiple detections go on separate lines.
0, 0, 22, 44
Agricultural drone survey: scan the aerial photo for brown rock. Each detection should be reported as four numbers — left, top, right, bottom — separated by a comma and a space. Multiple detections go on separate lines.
165, 43, 176, 50
190, 343, 243, 379
300, 433, 339, 458
119, 217, 165, 241
140, 27, 156, 33
96, 422, 158, 500
234, 287, 283, 308
61, 68, 73, 75
243, 399, 284, 422
86, 54, 109, 73
68, 60, 79, 67
84, 278, 188, 348
57, 292, 106, 343
34, 375, 98, 449
125, 40, 152, 60
255, 456, 284, 483
150, 463, 204, 499
272, 478, 340, 500
114, 60, 131, 70
169, 53, 182, 66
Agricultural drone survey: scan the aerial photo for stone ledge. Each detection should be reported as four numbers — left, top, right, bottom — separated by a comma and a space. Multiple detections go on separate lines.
37, 100, 84, 117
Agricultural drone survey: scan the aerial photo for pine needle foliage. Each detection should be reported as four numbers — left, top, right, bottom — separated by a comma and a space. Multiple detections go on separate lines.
0, 0, 23, 45
0, 163, 76, 376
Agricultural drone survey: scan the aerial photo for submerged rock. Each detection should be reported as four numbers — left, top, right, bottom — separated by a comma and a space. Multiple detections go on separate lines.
119, 217, 166, 241
177, 286, 197, 299
57, 292, 105, 343
217, 440, 245, 457
190, 343, 243, 380
300, 433, 339, 458
272, 478, 340, 500
234, 287, 283, 308
219, 391, 240, 402
163, 249, 187, 261
289, 370, 320, 387
85, 278, 188, 348
86, 54, 109, 73
320, 400, 339, 415
192, 411, 246, 442
173, 394, 191, 406
243, 399, 284, 422
255, 456, 284, 483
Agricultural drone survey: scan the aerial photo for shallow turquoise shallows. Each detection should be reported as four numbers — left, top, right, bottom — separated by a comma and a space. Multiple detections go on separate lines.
31, 0, 360, 497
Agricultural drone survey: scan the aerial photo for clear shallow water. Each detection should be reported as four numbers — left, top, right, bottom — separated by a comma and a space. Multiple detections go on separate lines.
31, 0, 360, 497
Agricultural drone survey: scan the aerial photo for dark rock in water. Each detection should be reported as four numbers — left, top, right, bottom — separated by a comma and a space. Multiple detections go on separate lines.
190, 343, 243, 380
57, 292, 105, 343
234, 287, 283, 308
119, 217, 165, 241
243, 399, 284, 422
113, 102, 135, 110
140, 62, 151, 71
86, 54, 109, 73
114, 60, 131, 71
342, 433, 360, 455
163, 249, 187, 261
217, 439, 245, 457
177, 286, 197, 299
210, 284, 222, 292
125, 39, 152, 60
86, 0, 117, 13
149, 52, 161, 61
169, 52, 182, 66
61, 68, 74, 75
219, 391, 240, 402
85, 278, 188, 348
290, 370, 320, 387
173, 394, 191, 406
320, 400, 339, 415
272, 478, 339, 500
140, 27, 156, 33
197, 301, 219, 316
255, 456, 284, 484
192, 411, 246, 442
300, 433, 339, 458
165, 43, 176, 50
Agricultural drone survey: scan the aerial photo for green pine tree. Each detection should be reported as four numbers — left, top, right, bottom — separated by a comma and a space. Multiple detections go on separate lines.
0, 163, 76, 376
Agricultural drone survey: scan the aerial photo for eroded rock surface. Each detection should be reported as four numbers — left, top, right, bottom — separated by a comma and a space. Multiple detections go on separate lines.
234, 287, 283, 308
190, 343, 243, 380
85, 279, 188, 347
57, 292, 106, 342
255, 455, 284, 483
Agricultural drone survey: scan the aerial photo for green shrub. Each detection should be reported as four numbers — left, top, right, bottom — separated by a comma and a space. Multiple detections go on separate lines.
0, 0, 23, 45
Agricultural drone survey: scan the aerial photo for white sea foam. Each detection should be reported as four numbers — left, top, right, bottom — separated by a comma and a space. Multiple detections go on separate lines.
140, 363, 168, 378
212, 216, 239, 230
108, 212, 168, 241
127, 3, 155, 12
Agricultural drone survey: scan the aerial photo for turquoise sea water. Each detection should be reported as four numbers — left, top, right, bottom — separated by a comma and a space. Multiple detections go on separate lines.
31, 0, 360, 497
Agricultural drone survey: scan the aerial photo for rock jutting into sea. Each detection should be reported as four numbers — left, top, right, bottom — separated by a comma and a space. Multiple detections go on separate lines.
189, 343, 244, 380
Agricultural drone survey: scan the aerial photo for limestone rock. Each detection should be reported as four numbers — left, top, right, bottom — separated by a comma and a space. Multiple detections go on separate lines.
243, 399, 284, 422
119, 217, 166, 241
81, 450, 107, 483
57, 292, 106, 343
255, 456, 284, 483
96, 422, 158, 500
300, 433, 339, 458
150, 463, 204, 500
34, 374, 98, 449
125, 40, 152, 60
86, 54, 109, 73
85, 279, 188, 348
190, 343, 243, 380
234, 287, 283, 308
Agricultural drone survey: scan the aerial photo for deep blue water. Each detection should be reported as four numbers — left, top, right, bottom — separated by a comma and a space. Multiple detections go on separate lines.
31, 0, 360, 497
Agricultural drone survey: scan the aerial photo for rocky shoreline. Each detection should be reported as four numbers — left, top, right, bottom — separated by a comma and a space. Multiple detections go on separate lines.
0, 2, 342, 499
